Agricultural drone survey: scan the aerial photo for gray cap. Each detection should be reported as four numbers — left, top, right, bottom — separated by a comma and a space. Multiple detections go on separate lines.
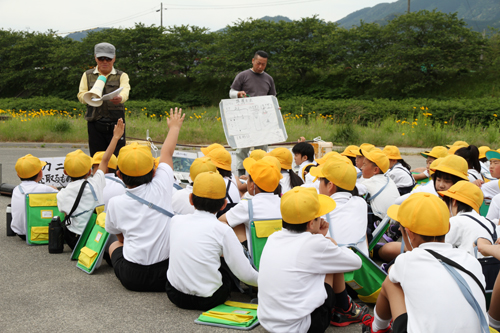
94, 42, 115, 58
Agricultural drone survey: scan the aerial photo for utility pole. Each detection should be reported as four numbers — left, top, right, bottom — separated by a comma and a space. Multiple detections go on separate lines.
408, 0, 410, 13
156, 3, 167, 28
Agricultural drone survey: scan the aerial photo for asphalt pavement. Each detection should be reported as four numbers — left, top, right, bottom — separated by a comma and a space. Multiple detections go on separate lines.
0, 144, 426, 333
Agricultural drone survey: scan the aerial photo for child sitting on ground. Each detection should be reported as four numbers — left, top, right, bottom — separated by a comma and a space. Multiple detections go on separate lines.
171, 157, 217, 215
258, 186, 364, 333
268, 147, 303, 194
439, 181, 495, 256
105, 109, 183, 292
219, 157, 282, 250
166, 171, 258, 310
91, 152, 125, 210
412, 145, 448, 182
11, 154, 58, 240
362, 192, 487, 333
383, 145, 416, 195
57, 119, 124, 249
292, 142, 316, 181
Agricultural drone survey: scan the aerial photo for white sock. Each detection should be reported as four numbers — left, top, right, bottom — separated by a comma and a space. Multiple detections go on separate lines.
489, 313, 500, 330
372, 306, 391, 332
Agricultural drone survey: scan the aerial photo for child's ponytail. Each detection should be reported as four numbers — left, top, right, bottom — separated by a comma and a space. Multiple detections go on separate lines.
288, 169, 304, 188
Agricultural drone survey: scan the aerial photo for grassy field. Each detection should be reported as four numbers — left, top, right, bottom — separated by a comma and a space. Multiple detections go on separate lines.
0, 106, 499, 149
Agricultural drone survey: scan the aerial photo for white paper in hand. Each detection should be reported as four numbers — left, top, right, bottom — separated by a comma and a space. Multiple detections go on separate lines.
92, 87, 123, 102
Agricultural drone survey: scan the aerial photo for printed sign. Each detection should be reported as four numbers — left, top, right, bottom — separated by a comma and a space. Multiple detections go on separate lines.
39, 157, 71, 188
219, 95, 287, 148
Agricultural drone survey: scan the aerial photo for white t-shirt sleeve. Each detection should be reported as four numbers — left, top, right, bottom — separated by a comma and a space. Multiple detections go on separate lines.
482, 180, 500, 199
226, 200, 249, 228
307, 237, 362, 274
105, 198, 121, 235
221, 226, 258, 286
388, 253, 407, 284
487, 195, 500, 221
91, 170, 107, 204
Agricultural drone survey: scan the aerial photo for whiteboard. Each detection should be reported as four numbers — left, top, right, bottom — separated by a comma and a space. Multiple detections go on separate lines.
39, 157, 71, 188
219, 95, 287, 149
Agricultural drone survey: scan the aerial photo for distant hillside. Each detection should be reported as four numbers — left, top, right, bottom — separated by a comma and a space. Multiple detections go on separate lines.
65, 27, 110, 41
259, 15, 292, 23
337, 0, 500, 31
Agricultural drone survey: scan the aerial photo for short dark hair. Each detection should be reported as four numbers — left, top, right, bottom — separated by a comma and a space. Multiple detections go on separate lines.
292, 142, 315, 162
254, 50, 268, 59
282, 220, 308, 233
419, 234, 446, 242
121, 168, 154, 187
217, 168, 232, 178
192, 193, 226, 214
320, 177, 358, 195
432, 170, 463, 189
455, 145, 481, 173
70, 175, 87, 182
108, 168, 117, 174
442, 195, 473, 214
20, 174, 39, 181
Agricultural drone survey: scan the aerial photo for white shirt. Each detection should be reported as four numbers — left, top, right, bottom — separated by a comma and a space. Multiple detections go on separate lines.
172, 185, 194, 215
445, 211, 495, 257
394, 180, 438, 205
387, 163, 415, 188
359, 174, 400, 219
302, 172, 320, 192
487, 193, 500, 224
482, 180, 500, 199
325, 192, 369, 256
103, 173, 126, 211
225, 175, 241, 206
389, 242, 486, 333
106, 163, 174, 265
258, 229, 362, 333
167, 210, 258, 297
468, 169, 483, 182
280, 170, 292, 194
11, 181, 58, 235
57, 170, 106, 235
226, 193, 281, 251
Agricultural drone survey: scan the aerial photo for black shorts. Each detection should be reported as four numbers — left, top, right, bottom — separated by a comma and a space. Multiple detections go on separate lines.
393, 313, 408, 333
307, 283, 335, 333
165, 258, 233, 311
63, 226, 80, 251
111, 246, 169, 292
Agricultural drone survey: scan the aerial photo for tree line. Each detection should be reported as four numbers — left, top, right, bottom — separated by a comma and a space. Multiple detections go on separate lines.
1, 10, 499, 105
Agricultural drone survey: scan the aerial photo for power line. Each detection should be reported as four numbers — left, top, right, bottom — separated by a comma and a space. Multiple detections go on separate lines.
161, 0, 312, 7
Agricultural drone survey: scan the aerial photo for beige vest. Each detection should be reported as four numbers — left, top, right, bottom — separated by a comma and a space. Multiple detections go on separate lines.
84, 69, 125, 122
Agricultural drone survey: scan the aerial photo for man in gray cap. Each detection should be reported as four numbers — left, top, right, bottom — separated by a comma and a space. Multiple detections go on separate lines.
77, 42, 131, 157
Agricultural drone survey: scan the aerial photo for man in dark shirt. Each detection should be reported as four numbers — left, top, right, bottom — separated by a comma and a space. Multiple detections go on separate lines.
229, 50, 277, 175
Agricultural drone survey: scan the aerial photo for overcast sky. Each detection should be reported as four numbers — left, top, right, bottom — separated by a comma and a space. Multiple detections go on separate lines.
0, 0, 397, 35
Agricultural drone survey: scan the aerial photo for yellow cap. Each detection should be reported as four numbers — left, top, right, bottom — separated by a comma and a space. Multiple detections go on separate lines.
92, 152, 118, 169
15, 154, 47, 179
201, 143, 225, 156
351, 143, 375, 156
117, 142, 154, 177
478, 146, 491, 159
448, 145, 463, 155
429, 157, 443, 175
154, 157, 160, 169
190, 157, 217, 181
315, 151, 341, 165
281, 187, 336, 224
207, 147, 232, 171
192, 171, 226, 199
486, 149, 500, 161
382, 145, 402, 160
433, 155, 468, 180
341, 145, 359, 158
420, 146, 448, 159
261, 156, 284, 178
267, 148, 293, 169
243, 157, 282, 192
64, 150, 92, 178
310, 158, 357, 190
447, 141, 469, 149
361, 149, 390, 173
249, 149, 267, 161
438, 181, 484, 213
387, 192, 450, 236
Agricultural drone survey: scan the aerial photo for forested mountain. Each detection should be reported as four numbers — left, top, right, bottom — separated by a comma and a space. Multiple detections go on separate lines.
337, 0, 500, 31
